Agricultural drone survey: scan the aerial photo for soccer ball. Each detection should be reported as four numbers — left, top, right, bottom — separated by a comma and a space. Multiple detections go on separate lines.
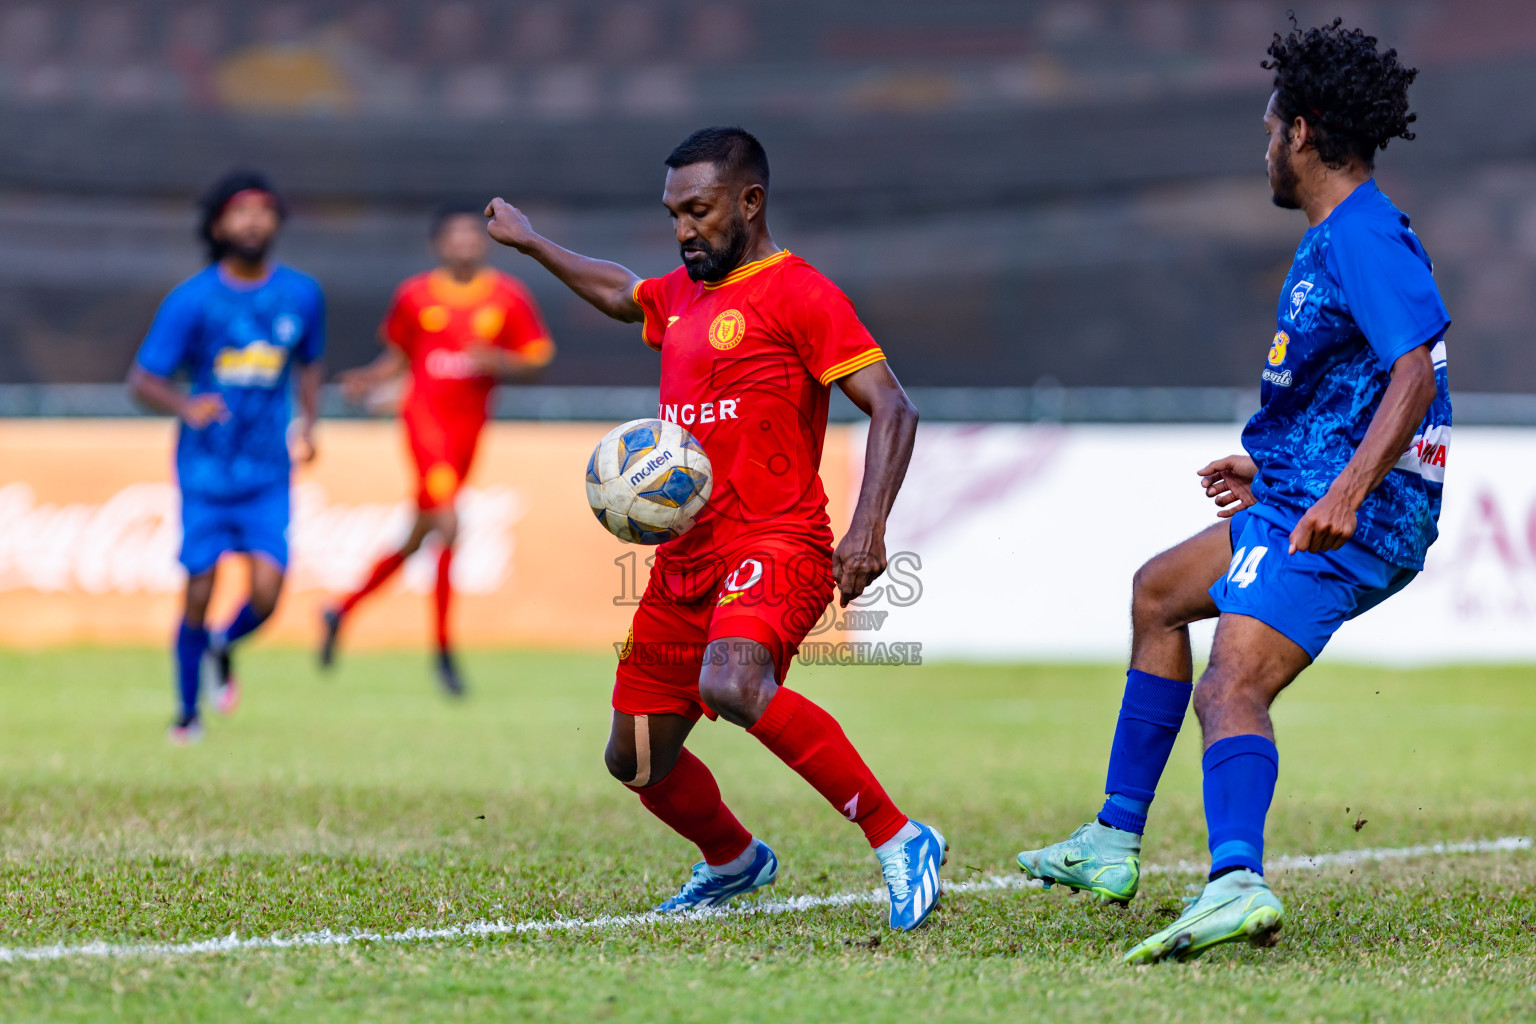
585, 418, 713, 544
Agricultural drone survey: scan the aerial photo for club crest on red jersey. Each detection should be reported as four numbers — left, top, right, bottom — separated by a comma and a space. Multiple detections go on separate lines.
708, 309, 747, 350
418, 305, 450, 332
472, 306, 505, 338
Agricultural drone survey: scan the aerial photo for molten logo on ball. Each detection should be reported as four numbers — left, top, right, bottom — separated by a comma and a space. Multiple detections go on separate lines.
586, 418, 714, 544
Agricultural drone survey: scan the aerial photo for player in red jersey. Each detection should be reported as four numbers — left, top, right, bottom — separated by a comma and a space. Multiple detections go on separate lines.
322, 203, 554, 694
485, 127, 945, 930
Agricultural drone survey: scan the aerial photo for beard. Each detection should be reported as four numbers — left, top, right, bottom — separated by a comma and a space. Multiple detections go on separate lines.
221, 236, 273, 264
680, 217, 749, 283
1269, 144, 1301, 210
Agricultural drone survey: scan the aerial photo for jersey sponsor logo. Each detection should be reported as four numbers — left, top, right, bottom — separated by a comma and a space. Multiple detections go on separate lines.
425, 348, 480, 380
708, 309, 747, 350
1394, 424, 1450, 483
626, 450, 673, 488
1288, 280, 1314, 321
471, 306, 505, 339
419, 305, 451, 332
213, 341, 287, 386
1267, 330, 1289, 367
658, 399, 740, 427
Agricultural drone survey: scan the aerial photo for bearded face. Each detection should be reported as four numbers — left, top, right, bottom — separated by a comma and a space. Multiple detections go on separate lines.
1269, 133, 1302, 210
680, 211, 750, 283
212, 192, 281, 264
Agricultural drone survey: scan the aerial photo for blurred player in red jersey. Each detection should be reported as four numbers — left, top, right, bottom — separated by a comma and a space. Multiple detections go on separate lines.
321, 203, 554, 695
485, 127, 946, 931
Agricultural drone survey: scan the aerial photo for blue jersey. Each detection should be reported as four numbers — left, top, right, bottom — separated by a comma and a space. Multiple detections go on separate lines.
1242, 180, 1451, 571
135, 264, 325, 499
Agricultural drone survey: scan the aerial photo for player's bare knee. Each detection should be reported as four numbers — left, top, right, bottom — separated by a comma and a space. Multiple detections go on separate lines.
435, 512, 460, 548
699, 663, 773, 728
603, 735, 637, 784
1131, 559, 1180, 628
183, 574, 215, 625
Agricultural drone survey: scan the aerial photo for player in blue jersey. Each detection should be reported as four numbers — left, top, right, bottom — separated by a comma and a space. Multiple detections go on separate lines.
1016, 20, 1449, 962
128, 171, 325, 744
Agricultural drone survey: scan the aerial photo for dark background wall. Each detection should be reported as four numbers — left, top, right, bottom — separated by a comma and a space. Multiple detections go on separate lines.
0, 0, 1533, 390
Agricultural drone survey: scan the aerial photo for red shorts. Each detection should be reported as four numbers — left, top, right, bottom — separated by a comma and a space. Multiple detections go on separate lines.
404, 407, 483, 511
613, 535, 835, 722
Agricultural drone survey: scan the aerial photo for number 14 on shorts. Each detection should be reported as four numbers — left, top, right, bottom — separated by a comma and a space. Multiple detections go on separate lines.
1227, 546, 1269, 589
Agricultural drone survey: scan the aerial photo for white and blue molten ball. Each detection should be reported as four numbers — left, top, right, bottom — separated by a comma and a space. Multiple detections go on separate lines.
585, 418, 713, 544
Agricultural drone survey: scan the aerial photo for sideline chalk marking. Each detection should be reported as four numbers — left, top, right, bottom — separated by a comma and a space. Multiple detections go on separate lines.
0, 836, 1526, 964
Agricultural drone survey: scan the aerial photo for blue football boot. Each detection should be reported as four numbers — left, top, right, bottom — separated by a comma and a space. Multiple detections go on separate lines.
654, 840, 778, 913
878, 820, 949, 931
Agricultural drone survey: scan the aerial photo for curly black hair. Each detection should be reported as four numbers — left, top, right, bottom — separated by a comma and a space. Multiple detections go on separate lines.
197, 169, 286, 262
1262, 16, 1418, 170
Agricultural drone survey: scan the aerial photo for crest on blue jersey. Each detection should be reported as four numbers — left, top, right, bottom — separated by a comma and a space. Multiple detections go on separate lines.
618, 422, 662, 473
1288, 280, 1314, 322
273, 313, 303, 346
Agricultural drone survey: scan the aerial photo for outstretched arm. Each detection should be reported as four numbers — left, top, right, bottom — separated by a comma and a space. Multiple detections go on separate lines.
485, 198, 643, 323
832, 360, 919, 607
338, 344, 407, 403
1289, 344, 1437, 554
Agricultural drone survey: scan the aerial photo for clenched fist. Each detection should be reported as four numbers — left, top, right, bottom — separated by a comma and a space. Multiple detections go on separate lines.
484, 198, 538, 252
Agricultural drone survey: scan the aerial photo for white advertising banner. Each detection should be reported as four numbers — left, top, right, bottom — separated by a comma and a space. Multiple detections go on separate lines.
861, 424, 1536, 664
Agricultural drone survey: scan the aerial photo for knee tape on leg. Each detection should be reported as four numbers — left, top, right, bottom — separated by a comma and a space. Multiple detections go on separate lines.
628, 715, 651, 788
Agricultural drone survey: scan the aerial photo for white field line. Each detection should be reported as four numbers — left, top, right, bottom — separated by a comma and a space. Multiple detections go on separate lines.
0, 836, 1526, 965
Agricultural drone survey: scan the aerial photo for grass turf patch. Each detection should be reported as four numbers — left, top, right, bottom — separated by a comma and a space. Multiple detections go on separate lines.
0, 647, 1532, 1021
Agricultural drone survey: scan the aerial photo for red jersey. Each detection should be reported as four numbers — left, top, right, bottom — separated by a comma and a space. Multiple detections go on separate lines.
632, 250, 885, 584
383, 267, 553, 436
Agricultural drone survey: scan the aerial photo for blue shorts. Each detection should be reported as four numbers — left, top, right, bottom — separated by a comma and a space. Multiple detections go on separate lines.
1209, 506, 1417, 660
179, 483, 291, 576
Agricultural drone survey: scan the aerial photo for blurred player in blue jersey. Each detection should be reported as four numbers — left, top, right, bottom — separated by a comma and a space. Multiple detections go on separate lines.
1016, 20, 1450, 962
128, 171, 325, 744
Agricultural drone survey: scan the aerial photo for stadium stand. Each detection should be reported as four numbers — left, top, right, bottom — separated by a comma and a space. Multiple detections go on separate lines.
0, 1, 1534, 396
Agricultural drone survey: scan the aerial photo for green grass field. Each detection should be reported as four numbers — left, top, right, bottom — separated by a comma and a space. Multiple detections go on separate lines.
0, 647, 1532, 1022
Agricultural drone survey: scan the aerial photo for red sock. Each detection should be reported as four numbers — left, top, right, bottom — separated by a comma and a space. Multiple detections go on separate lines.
634, 748, 753, 866
748, 687, 908, 848
435, 546, 453, 652
339, 550, 407, 615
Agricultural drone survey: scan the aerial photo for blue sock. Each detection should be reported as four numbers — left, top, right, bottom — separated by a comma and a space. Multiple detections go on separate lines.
1098, 669, 1193, 834
1202, 734, 1279, 877
175, 621, 209, 722
217, 603, 268, 649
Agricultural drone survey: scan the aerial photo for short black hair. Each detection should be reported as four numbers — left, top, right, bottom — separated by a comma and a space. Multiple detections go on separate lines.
197, 169, 286, 261
431, 200, 487, 237
664, 126, 769, 187
1263, 16, 1418, 170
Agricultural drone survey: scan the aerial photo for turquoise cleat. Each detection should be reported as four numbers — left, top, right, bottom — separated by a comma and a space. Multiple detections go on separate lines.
1122, 868, 1283, 964
655, 841, 778, 913
879, 820, 948, 931
1017, 821, 1141, 903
